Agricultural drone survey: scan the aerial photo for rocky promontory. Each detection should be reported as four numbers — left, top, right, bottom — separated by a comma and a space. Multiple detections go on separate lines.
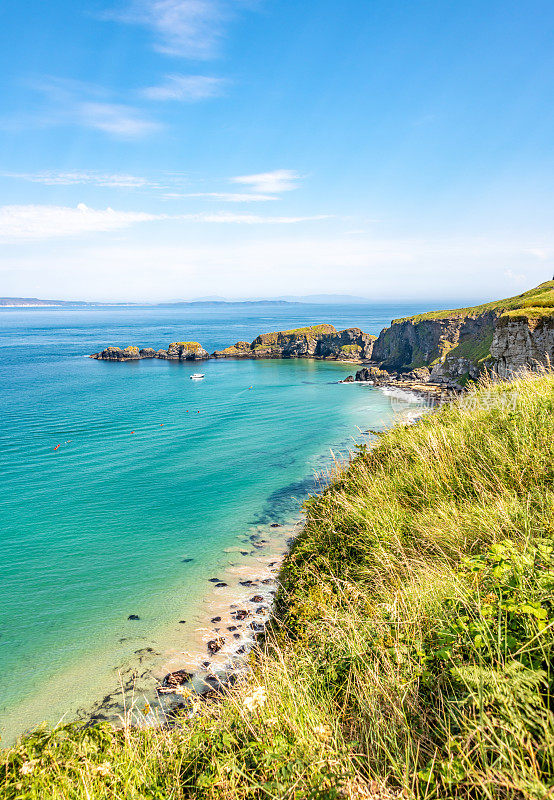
212, 324, 376, 361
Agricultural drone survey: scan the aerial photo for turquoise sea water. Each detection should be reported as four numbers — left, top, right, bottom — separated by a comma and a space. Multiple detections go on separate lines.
0, 303, 428, 742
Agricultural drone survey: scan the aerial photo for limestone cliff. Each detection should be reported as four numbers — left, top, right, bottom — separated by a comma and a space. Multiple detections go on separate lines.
370, 281, 554, 385
490, 311, 554, 377
212, 325, 375, 361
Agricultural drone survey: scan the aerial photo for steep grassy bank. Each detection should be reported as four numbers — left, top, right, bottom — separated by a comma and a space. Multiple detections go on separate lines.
2, 373, 553, 799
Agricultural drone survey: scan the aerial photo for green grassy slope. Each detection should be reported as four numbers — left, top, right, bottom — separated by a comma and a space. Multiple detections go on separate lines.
392, 280, 554, 323
2, 373, 553, 799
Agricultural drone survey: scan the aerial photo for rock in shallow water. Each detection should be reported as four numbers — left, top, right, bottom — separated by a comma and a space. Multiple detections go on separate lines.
161, 669, 192, 688
207, 637, 225, 655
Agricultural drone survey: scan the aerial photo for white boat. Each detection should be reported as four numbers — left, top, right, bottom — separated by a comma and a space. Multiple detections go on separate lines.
190, 373, 205, 379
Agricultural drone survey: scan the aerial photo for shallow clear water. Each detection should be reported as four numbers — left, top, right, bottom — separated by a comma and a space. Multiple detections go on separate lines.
0, 303, 427, 742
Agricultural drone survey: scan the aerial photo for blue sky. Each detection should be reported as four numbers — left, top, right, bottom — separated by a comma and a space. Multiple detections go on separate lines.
1, 0, 554, 302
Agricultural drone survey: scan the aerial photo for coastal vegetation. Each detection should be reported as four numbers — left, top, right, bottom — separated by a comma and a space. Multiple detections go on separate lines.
391, 280, 554, 324
2, 370, 553, 799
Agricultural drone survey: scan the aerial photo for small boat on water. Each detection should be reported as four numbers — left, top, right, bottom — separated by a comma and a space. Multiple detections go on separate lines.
190, 373, 205, 380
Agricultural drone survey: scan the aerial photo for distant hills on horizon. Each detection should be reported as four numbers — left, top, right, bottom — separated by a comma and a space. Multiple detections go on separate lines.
0, 293, 377, 308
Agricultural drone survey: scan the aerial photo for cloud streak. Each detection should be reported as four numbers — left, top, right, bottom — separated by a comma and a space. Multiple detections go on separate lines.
0, 204, 160, 241
0, 203, 330, 241
231, 169, 301, 194
78, 102, 161, 137
1, 171, 159, 188
106, 0, 240, 59
8, 77, 162, 140
142, 74, 225, 101
172, 191, 275, 202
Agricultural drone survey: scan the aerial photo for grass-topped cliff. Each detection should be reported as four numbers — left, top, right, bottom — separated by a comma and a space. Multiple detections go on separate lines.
2, 371, 553, 799
372, 281, 554, 379
392, 280, 554, 324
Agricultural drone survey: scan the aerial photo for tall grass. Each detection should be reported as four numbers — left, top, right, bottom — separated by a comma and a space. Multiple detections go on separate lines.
2, 372, 553, 799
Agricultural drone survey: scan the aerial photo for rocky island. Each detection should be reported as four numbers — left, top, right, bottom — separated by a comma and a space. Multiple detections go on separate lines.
90, 325, 376, 363
90, 341, 210, 361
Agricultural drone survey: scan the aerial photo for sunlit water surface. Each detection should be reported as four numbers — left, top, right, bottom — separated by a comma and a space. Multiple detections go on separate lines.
0, 303, 429, 742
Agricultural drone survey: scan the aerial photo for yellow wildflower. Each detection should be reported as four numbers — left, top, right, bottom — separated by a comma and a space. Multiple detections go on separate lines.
243, 686, 267, 712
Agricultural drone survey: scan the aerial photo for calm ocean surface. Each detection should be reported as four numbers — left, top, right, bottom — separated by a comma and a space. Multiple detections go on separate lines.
0, 302, 430, 742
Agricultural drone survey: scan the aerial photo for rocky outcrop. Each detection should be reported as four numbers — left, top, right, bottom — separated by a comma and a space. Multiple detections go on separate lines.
351, 365, 458, 401
355, 366, 391, 384
213, 325, 375, 361
163, 342, 210, 360
490, 313, 554, 377
91, 346, 142, 361
368, 282, 554, 385
371, 312, 496, 378
91, 341, 209, 361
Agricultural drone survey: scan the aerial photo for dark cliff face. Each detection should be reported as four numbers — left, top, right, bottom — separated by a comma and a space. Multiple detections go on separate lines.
368, 282, 554, 383
371, 312, 496, 373
371, 309, 553, 384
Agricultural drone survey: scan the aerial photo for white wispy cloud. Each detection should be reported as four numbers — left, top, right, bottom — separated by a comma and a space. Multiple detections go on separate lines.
0, 204, 161, 241
10, 77, 161, 140
172, 191, 275, 202
184, 212, 330, 224
142, 74, 225, 101
1, 171, 158, 188
105, 0, 240, 59
78, 102, 160, 138
504, 269, 528, 284
0, 204, 329, 241
231, 169, 301, 194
